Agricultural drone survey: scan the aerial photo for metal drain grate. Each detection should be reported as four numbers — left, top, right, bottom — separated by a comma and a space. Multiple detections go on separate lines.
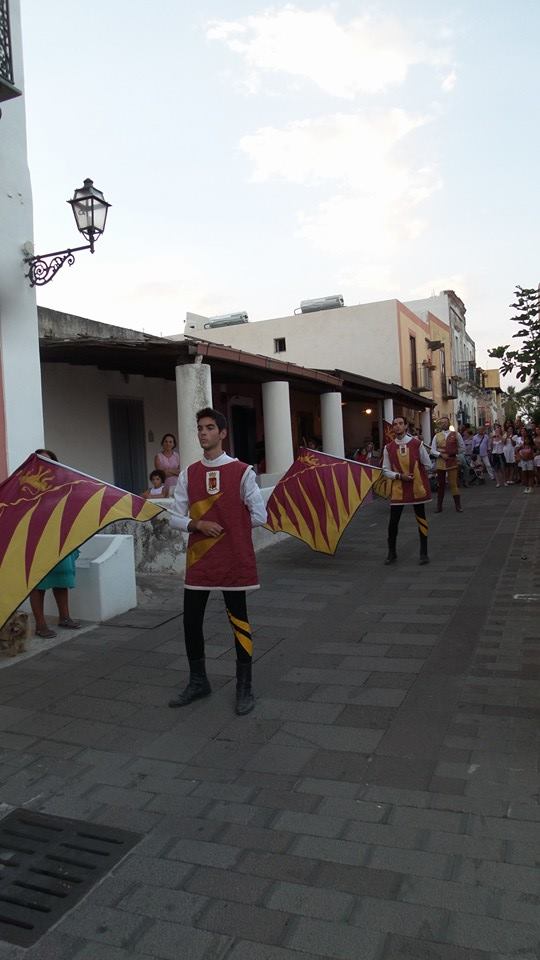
0, 808, 141, 947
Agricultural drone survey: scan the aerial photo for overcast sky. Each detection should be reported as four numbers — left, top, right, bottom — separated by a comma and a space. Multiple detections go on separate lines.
21, 1, 539, 375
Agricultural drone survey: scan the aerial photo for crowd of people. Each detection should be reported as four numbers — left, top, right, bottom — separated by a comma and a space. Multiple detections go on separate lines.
352, 416, 540, 496
459, 419, 540, 493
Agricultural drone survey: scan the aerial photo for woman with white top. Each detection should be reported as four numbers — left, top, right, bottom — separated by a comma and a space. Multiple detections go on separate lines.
502, 423, 515, 484
490, 425, 506, 487
512, 431, 523, 484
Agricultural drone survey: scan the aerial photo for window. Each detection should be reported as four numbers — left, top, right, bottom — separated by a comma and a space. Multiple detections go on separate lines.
440, 349, 446, 380
274, 337, 286, 353
409, 335, 418, 388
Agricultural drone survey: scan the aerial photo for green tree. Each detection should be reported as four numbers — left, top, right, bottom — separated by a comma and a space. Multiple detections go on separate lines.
489, 285, 540, 386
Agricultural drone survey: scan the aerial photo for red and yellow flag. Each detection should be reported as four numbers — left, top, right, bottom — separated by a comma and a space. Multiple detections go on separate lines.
264, 447, 382, 555
383, 420, 395, 445
0, 454, 163, 628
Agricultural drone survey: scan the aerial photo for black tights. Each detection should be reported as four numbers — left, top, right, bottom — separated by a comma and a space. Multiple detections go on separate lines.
183, 589, 253, 663
388, 504, 428, 555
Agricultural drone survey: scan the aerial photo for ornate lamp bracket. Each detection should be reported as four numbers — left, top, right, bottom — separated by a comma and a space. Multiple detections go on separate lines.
24, 243, 91, 287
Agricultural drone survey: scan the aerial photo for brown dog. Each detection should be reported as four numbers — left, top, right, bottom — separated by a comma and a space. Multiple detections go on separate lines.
0, 612, 29, 657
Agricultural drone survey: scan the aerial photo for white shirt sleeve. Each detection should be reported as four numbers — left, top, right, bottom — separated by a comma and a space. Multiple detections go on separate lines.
241, 466, 268, 527
382, 446, 398, 479
456, 432, 465, 453
419, 443, 433, 469
170, 468, 190, 532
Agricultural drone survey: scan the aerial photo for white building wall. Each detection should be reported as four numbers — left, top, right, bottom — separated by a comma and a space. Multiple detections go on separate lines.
0, 0, 43, 474
41, 364, 178, 485
183, 301, 402, 384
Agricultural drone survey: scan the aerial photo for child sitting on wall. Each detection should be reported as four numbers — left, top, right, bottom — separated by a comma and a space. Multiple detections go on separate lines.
143, 469, 167, 499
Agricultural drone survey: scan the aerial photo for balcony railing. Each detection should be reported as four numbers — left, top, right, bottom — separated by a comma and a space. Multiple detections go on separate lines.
456, 360, 479, 384
415, 364, 433, 392
0, 0, 21, 103
456, 360, 475, 383
442, 377, 459, 400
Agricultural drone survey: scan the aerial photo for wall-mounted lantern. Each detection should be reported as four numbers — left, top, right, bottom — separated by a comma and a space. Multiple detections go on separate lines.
24, 179, 111, 286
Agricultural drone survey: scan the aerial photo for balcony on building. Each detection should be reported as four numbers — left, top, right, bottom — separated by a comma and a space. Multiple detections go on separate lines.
0, 0, 22, 104
456, 360, 477, 384
415, 363, 434, 393
442, 376, 459, 400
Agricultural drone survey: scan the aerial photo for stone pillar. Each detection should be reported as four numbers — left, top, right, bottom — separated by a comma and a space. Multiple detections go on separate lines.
175, 359, 213, 469
421, 408, 432, 445
383, 398, 394, 424
377, 399, 385, 451
321, 392, 345, 458
262, 380, 293, 479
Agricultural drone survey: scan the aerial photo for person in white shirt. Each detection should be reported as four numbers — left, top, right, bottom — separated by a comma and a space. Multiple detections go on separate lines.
431, 417, 466, 511
471, 427, 495, 481
169, 408, 267, 715
502, 423, 516, 484
382, 416, 433, 565
490, 424, 506, 487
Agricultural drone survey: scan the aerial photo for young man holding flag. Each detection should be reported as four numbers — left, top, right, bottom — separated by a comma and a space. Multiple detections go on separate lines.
169, 408, 267, 715
382, 415, 433, 566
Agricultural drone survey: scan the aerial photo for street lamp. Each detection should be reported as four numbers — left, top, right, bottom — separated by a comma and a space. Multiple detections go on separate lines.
24, 179, 111, 287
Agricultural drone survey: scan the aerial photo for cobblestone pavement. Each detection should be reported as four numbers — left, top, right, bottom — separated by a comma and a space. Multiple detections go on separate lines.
0, 483, 539, 960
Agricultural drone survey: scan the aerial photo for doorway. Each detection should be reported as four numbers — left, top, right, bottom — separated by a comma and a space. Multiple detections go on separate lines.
230, 404, 257, 465
108, 397, 147, 493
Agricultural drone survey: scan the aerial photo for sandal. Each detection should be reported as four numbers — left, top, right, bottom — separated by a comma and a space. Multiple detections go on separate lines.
35, 627, 57, 639
58, 618, 81, 629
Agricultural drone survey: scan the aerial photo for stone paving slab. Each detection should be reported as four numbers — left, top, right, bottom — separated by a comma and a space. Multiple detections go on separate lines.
0, 485, 539, 959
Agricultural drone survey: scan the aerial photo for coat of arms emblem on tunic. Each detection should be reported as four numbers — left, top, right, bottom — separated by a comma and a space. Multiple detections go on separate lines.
206, 470, 220, 495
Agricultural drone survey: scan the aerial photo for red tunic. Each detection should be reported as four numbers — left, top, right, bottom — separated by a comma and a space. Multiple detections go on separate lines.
185, 459, 259, 591
385, 437, 431, 505
434, 430, 458, 470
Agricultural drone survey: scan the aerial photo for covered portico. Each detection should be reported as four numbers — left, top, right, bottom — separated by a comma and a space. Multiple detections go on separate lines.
39, 322, 344, 490
331, 369, 436, 455
38, 309, 435, 495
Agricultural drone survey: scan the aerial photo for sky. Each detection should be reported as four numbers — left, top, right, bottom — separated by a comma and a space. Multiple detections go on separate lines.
20, 0, 540, 376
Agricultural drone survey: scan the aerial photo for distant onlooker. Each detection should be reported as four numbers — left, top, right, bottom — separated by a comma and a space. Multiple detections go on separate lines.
471, 426, 495, 480
517, 428, 535, 494
490, 425, 506, 488
29, 449, 81, 639
458, 428, 472, 487
534, 426, 540, 486
502, 425, 516, 484
155, 433, 180, 496
353, 445, 368, 462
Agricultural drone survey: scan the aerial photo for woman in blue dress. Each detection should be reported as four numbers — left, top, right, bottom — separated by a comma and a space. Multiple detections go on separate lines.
29, 450, 81, 639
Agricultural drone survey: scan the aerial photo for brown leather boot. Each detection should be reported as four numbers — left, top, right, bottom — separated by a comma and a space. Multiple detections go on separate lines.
453, 495, 463, 513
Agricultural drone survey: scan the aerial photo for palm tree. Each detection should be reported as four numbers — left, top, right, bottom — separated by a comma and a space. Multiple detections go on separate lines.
503, 383, 540, 422
503, 386, 519, 422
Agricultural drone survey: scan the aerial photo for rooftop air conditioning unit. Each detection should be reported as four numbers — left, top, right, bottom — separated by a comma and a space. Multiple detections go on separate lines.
297, 295, 344, 314
203, 312, 249, 330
